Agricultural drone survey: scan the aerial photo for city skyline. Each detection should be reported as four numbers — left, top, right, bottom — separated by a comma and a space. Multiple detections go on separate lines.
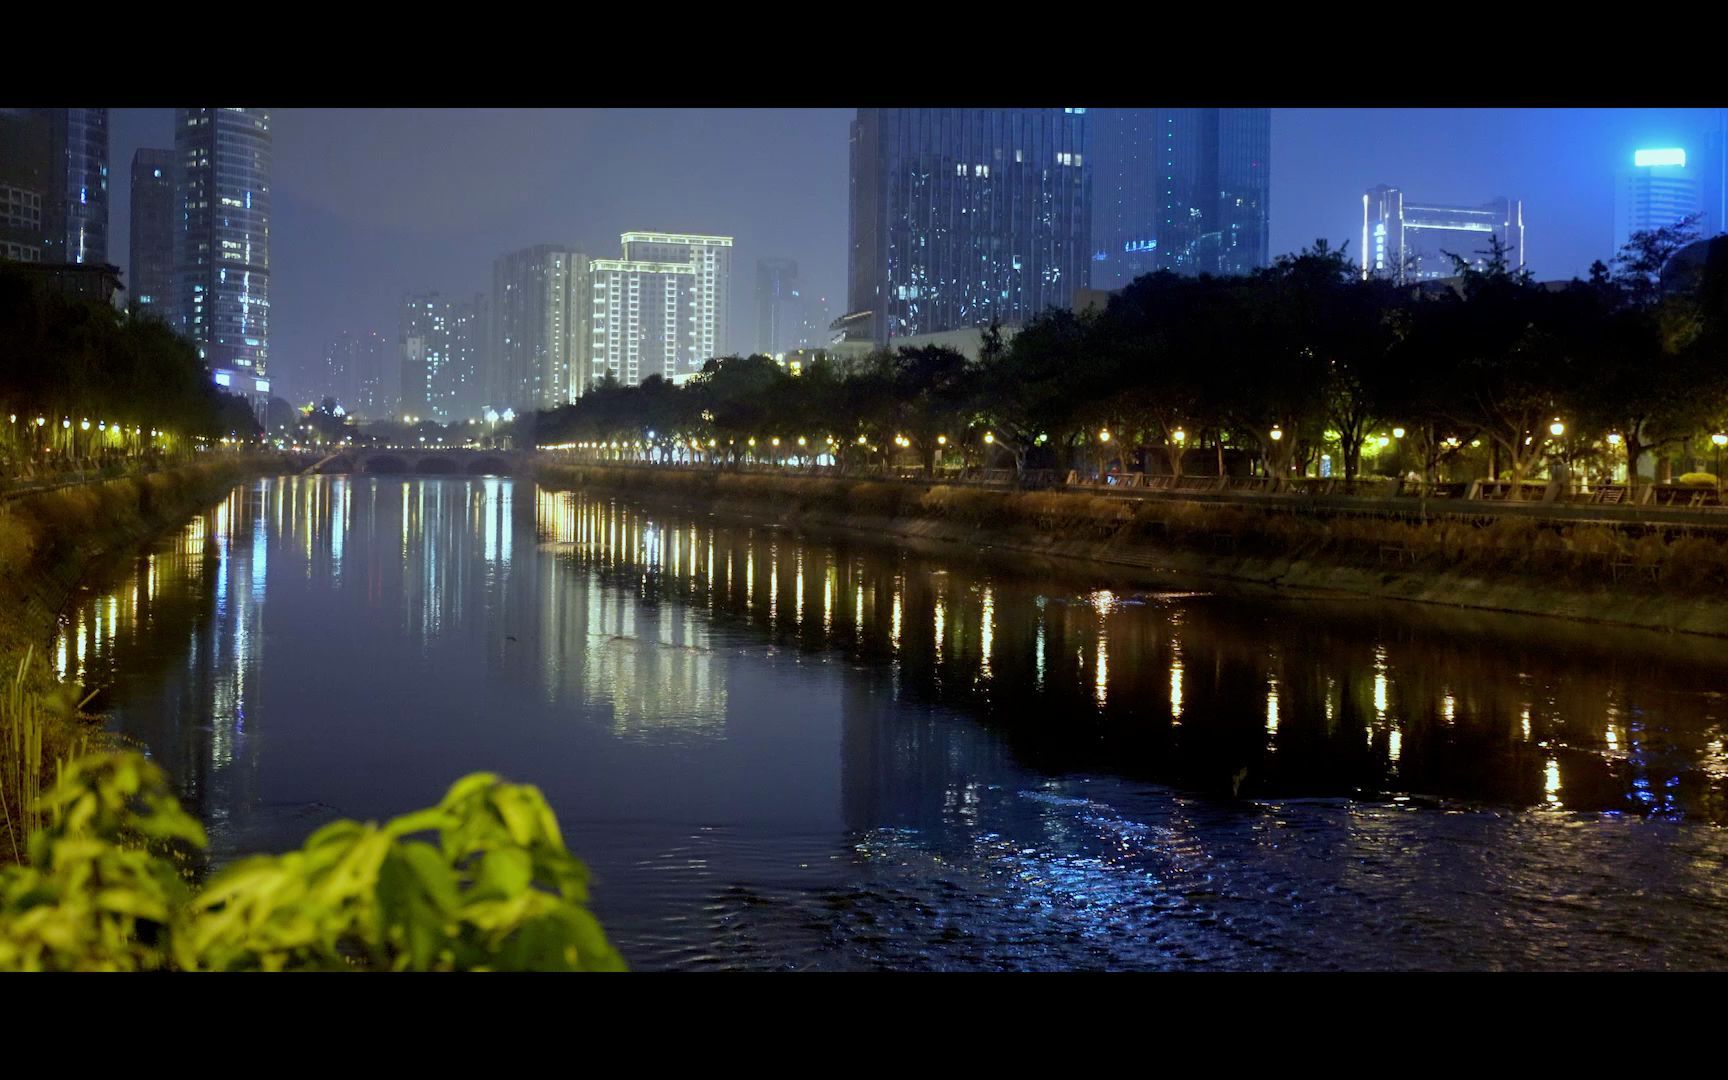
97, 107, 1727, 405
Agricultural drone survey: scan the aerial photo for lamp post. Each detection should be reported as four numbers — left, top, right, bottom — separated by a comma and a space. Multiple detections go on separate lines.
1714, 432, 1726, 499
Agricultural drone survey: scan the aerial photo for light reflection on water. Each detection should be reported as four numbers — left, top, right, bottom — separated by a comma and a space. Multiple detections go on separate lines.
49, 476, 1728, 970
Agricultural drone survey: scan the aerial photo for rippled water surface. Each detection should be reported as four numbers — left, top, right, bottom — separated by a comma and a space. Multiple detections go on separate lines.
54, 476, 1728, 969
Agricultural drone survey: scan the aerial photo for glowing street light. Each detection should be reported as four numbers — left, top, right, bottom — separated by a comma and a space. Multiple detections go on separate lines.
1392, 426, 1406, 439
1098, 429, 1111, 443
1549, 419, 1566, 437
937, 434, 947, 445
1172, 428, 1186, 445
1269, 425, 1283, 442
983, 432, 995, 444
1607, 433, 1623, 447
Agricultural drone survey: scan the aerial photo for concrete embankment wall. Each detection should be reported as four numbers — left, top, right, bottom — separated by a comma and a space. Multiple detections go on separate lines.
532, 463, 1728, 638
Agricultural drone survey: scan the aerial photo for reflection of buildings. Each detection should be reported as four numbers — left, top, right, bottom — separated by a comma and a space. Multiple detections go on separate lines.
532, 490, 725, 740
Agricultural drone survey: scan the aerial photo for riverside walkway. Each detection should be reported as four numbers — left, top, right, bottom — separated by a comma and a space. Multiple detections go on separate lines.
545, 457, 1728, 534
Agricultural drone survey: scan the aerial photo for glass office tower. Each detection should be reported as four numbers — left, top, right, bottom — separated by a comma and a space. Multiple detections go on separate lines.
1090, 108, 1270, 290
848, 108, 1091, 343
129, 148, 174, 314
174, 108, 271, 373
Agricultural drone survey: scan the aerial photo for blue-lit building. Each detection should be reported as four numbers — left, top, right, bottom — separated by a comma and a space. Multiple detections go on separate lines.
846, 108, 1091, 344
1363, 185, 1524, 282
42, 108, 109, 265
174, 108, 271, 376
1089, 108, 1270, 290
1615, 147, 1702, 254
128, 148, 174, 315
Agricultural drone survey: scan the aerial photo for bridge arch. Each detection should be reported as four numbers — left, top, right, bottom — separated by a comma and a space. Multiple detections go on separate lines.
364, 454, 409, 474
465, 456, 512, 476
414, 457, 460, 475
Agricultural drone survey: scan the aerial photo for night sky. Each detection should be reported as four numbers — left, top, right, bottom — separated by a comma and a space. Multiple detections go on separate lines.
108, 107, 1721, 404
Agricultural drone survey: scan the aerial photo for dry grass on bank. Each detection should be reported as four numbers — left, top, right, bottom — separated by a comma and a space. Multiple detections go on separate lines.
0, 460, 255, 864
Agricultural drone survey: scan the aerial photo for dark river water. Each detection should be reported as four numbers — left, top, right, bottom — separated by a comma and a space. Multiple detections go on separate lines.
52, 475, 1728, 970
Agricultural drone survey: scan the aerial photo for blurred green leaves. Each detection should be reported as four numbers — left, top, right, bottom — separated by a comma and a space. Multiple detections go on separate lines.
0, 752, 625, 972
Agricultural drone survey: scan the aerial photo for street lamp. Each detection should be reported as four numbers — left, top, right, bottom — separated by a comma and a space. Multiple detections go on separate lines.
1392, 426, 1405, 439
1269, 426, 1283, 442
1172, 428, 1187, 445
1549, 419, 1565, 437
1713, 432, 1726, 496
983, 432, 994, 444
1098, 429, 1111, 443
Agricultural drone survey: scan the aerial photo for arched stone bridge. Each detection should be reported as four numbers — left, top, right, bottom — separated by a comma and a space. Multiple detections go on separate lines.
306, 448, 526, 476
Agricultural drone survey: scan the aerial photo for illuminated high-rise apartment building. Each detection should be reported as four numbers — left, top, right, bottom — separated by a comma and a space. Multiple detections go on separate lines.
619, 231, 732, 362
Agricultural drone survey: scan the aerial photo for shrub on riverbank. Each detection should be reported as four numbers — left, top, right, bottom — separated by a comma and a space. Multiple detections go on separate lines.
0, 751, 625, 971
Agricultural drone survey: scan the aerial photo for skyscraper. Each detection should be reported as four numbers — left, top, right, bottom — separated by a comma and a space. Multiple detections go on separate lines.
847, 108, 1091, 344
756, 257, 802, 356
174, 108, 271, 376
129, 148, 174, 316
491, 245, 587, 411
1089, 108, 1270, 290
620, 232, 732, 362
1615, 147, 1702, 253
1702, 111, 1728, 240
1362, 186, 1524, 282
37, 108, 109, 266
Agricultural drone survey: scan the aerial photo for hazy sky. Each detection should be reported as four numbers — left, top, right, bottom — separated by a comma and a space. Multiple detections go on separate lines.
108, 107, 1722, 403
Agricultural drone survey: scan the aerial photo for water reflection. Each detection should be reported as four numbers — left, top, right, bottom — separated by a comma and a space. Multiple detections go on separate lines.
50, 476, 1728, 969
526, 486, 1728, 822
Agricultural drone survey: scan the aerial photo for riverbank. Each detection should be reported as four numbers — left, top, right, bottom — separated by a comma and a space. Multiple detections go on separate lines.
534, 462, 1728, 638
0, 457, 281, 862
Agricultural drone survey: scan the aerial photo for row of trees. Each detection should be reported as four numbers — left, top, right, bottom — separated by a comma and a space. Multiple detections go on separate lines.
530, 222, 1728, 490
1, 266, 259, 473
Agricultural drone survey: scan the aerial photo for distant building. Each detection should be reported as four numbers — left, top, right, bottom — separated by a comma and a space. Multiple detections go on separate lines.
1615, 148, 1702, 254
620, 232, 732, 363
446, 294, 486, 421
589, 258, 694, 387
128, 149, 174, 316
755, 257, 802, 356
848, 108, 1091, 344
1701, 111, 1728, 240
491, 245, 588, 411
0, 110, 50, 263
321, 329, 391, 415
174, 108, 271, 375
1089, 108, 1270, 289
1362, 186, 1524, 282
399, 291, 488, 423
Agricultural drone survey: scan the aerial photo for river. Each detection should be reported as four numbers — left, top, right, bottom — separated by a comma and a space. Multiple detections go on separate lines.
50, 474, 1728, 970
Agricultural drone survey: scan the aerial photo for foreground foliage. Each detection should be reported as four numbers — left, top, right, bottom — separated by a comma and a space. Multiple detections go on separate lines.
0, 752, 625, 971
